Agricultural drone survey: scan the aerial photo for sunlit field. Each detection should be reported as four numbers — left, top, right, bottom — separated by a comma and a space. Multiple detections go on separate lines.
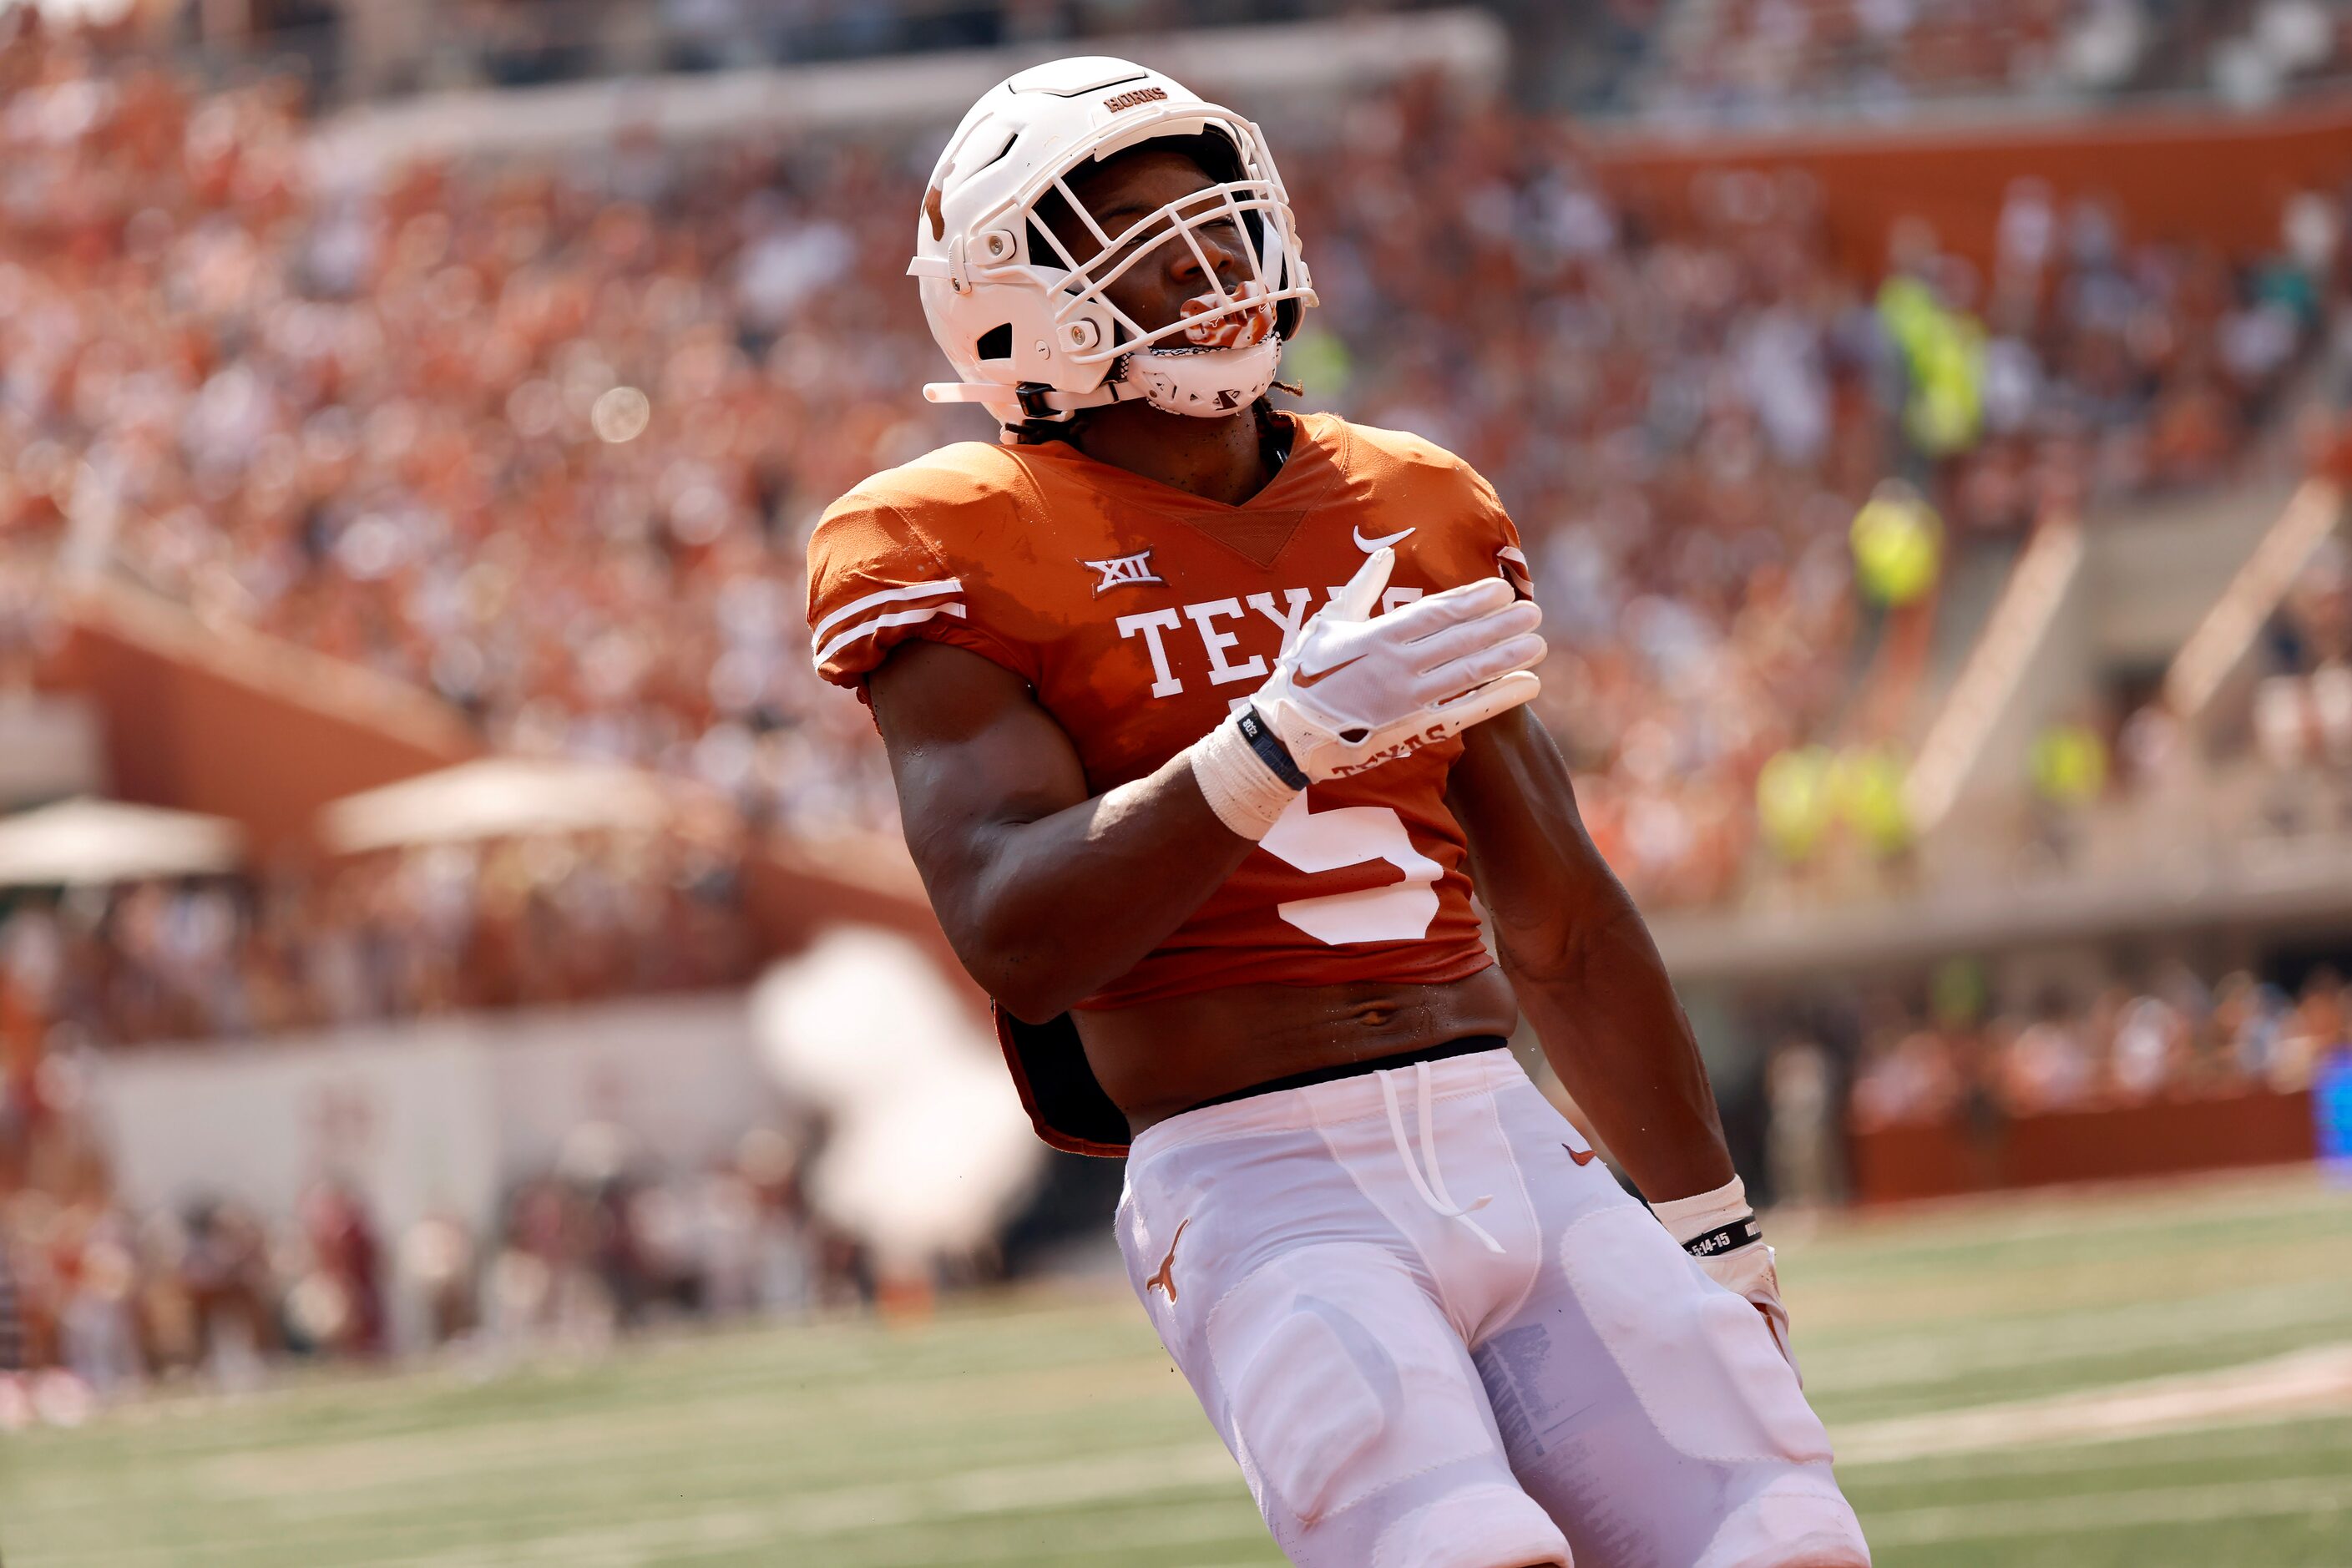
4, 1168, 2348, 1568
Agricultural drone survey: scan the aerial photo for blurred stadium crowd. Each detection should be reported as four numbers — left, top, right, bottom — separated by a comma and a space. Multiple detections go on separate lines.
0, 836, 752, 1048
1845, 960, 2349, 1126
1757, 959, 2352, 1206
1651, 0, 2352, 123
39, 1, 2352, 116
2, 6, 2351, 1397
3, 22, 2348, 917
0, 1078, 860, 1420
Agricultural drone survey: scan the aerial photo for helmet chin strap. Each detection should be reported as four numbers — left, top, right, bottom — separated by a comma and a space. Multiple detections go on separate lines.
921, 377, 1140, 418
923, 335, 1283, 424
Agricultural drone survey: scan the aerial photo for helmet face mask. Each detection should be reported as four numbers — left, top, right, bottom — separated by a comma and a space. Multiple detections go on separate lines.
910, 58, 1314, 425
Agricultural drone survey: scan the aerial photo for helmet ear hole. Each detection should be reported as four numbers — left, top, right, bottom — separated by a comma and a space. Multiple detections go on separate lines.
975, 323, 1014, 362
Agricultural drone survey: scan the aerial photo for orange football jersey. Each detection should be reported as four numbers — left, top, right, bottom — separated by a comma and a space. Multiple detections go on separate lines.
806, 410, 1533, 1014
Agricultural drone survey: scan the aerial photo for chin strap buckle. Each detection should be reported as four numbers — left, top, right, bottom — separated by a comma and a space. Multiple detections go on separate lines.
1016, 382, 1064, 421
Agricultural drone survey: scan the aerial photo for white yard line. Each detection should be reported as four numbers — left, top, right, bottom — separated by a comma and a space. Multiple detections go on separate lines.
1836, 1343, 2352, 1464
784, 1442, 1243, 1535
1847, 1410, 2352, 1481
3, 1440, 1248, 1568
358, 1413, 2352, 1565
195, 1355, 1183, 1500
144, 1443, 1247, 1568
1866, 1474, 2352, 1546
350, 1449, 1253, 1568
1803, 1280, 2352, 1393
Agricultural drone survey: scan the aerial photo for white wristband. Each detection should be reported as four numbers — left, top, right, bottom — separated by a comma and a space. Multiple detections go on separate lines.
1649, 1176, 1751, 1247
1190, 711, 1302, 841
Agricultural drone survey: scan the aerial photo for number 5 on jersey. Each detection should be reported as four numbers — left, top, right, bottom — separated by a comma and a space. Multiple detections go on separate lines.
1259, 795, 1441, 945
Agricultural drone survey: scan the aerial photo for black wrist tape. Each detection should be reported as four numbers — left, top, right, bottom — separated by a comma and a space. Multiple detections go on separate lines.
1682, 1215, 1763, 1259
1237, 707, 1310, 790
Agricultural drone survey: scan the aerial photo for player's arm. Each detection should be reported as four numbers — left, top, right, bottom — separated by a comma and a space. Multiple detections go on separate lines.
1444, 706, 1736, 1200
867, 548, 1544, 1022
1448, 706, 1800, 1367
867, 639, 1255, 1023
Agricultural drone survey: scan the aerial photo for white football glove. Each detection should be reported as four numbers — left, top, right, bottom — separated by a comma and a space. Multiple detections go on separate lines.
1651, 1177, 1799, 1380
1698, 1238, 1796, 1378
1252, 546, 1544, 781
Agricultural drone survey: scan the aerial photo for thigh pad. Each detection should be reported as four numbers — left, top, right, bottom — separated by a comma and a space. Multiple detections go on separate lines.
1207, 1242, 1497, 1527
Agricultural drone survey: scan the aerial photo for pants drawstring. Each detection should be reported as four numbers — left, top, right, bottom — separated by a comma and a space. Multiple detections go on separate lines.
1378, 1060, 1505, 1254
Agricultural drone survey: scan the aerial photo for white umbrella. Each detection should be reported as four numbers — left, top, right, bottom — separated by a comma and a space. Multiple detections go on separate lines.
318, 757, 673, 854
0, 798, 244, 888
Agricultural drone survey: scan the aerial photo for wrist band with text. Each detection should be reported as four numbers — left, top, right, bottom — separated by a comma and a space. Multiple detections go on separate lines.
1680, 1215, 1763, 1258
1237, 706, 1310, 790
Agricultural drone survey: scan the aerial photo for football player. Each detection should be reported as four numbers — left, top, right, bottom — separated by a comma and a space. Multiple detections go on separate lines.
806, 58, 1870, 1568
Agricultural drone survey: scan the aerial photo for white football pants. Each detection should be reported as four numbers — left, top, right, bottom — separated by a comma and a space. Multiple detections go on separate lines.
1116, 1047, 1871, 1568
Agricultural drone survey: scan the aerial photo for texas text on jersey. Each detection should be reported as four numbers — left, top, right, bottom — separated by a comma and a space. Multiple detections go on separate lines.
807, 412, 1535, 1150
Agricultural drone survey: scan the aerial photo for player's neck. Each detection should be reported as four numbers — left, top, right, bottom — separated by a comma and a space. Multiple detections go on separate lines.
1072, 402, 1275, 508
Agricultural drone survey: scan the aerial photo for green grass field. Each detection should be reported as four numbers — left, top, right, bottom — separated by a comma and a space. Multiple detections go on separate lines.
4, 1168, 2349, 1567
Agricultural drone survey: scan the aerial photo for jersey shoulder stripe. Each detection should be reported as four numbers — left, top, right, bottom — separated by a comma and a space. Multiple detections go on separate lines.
809, 577, 964, 653
812, 601, 971, 670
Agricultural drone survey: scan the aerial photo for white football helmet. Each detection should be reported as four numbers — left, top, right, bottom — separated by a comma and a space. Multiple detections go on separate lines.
909, 57, 1315, 425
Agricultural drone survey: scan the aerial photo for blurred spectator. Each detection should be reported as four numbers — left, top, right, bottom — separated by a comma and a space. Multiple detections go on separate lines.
2003, 992, 2097, 1111
0, 1218, 21, 1373
2116, 694, 2192, 794
180, 1196, 278, 1387
291, 1177, 385, 1355
2276, 965, 2350, 1088
2254, 535, 2352, 776
56, 1203, 140, 1396
399, 1208, 477, 1343
1764, 1034, 1840, 1207
1849, 1016, 1964, 1128
2110, 988, 2188, 1097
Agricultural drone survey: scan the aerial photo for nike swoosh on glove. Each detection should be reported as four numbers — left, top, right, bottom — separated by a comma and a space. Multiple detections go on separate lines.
1249, 547, 1545, 781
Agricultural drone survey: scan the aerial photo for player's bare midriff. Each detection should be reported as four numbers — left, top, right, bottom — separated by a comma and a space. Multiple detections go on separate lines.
1074, 968, 1522, 1135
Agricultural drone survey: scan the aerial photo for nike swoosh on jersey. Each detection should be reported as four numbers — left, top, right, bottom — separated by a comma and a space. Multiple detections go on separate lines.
1564, 1142, 1599, 1166
1353, 525, 1416, 552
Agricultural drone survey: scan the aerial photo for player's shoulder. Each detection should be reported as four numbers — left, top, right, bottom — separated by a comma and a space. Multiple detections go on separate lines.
1310, 412, 1505, 518
1306, 413, 1515, 545
819, 440, 1032, 544
1304, 413, 1528, 589
806, 441, 1048, 689
1316, 413, 1472, 476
